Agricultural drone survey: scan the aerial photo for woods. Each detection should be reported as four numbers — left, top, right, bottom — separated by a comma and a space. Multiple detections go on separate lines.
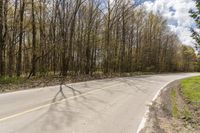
0, 0, 198, 78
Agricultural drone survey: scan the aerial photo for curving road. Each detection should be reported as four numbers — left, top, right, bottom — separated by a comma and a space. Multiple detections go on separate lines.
0, 73, 199, 133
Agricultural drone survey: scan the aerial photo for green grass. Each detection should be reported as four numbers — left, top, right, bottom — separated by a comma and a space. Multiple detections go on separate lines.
170, 89, 192, 119
170, 76, 200, 120
181, 76, 200, 103
183, 106, 191, 120
0, 76, 24, 85
170, 89, 180, 118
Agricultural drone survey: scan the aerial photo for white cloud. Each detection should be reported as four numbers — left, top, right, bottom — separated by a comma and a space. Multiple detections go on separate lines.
142, 0, 196, 46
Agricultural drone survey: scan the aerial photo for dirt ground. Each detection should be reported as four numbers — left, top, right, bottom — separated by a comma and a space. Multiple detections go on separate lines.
140, 81, 200, 133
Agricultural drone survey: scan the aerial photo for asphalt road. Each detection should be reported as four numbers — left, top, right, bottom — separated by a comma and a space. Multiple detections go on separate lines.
0, 73, 199, 133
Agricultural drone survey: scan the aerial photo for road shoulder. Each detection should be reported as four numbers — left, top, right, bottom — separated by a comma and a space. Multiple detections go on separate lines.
140, 80, 200, 133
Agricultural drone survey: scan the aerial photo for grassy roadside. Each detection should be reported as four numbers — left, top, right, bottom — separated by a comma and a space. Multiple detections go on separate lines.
170, 76, 200, 130
170, 89, 191, 120
141, 77, 200, 133
0, 76, 24, 85
0, 72, 155, 93
181, 76, 200, 106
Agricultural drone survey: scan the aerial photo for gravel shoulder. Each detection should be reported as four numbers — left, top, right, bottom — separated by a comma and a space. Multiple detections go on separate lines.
141, 80, 200, 133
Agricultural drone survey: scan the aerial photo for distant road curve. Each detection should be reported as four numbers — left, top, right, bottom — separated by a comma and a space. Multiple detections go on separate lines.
0, 73, 199, 133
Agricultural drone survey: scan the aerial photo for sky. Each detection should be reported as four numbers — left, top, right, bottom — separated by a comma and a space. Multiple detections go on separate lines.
135, 0, 197, 47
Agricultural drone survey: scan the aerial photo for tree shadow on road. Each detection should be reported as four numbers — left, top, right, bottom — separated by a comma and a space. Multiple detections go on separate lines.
113, 78, 147, 93
40, 77, 105, 132
9, 77, 112, 133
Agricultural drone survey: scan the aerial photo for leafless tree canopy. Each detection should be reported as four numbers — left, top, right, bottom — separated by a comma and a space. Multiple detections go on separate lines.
0, 0, 198, 78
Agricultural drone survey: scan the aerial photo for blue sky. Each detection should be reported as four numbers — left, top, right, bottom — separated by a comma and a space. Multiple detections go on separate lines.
134, 0, 154, 5
136, 0, 196, 46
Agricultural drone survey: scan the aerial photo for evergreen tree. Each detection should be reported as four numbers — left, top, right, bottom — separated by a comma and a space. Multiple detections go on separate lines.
190, 1, 200, 52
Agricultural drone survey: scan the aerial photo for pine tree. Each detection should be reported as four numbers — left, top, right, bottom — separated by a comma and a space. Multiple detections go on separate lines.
190, 1, 200, 52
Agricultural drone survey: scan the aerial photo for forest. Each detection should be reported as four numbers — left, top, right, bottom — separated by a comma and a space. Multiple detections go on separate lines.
0, 0, 199, 78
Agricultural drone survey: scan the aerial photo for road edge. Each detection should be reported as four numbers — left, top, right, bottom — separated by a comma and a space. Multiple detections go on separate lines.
136, 74, 200, 133
136, 80, 178, 133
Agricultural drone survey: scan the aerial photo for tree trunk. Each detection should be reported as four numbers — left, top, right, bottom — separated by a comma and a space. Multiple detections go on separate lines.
31, 0, 37, 76
0, 0, 4, 76
17, 0, 25, 77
